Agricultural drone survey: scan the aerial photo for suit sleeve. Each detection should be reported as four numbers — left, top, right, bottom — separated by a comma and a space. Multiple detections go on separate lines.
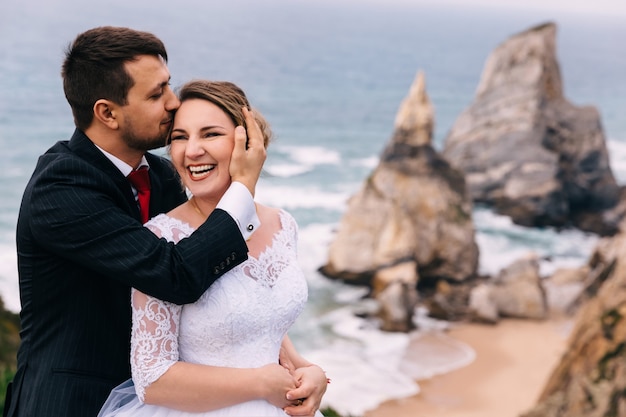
27, 156, 248, 304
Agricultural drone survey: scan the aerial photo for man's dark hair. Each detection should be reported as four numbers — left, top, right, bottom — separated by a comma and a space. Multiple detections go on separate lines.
62, 26, 168, 131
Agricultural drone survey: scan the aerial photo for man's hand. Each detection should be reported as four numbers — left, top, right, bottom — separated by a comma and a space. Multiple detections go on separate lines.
230, 107, 266, 196
283, 365, 328, 416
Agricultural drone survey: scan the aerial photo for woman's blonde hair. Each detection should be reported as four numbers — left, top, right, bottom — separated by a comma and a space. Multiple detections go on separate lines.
174, 80, 272, 148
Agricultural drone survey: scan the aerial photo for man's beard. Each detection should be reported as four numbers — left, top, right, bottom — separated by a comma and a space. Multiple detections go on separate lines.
121, 127, 169, 152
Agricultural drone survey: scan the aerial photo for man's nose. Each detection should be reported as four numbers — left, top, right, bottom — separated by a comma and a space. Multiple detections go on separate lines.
165, 88, 180, 111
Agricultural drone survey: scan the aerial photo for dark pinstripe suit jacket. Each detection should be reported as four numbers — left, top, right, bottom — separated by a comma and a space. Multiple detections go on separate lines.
5, 129, 248, 417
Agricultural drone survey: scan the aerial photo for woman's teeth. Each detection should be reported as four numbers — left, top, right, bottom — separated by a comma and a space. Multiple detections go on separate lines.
189, 164, 215, 178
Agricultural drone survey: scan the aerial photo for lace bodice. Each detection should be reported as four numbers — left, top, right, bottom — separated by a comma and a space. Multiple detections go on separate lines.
130, 210, 308, 402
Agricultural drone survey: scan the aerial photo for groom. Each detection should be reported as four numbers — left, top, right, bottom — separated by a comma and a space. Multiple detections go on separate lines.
4, 26, 322, 417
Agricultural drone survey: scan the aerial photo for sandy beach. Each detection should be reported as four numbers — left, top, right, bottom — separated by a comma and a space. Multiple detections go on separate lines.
364, 317, 572, 417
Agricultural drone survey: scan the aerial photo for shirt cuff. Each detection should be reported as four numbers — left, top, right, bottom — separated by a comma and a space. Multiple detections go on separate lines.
216, 182, 260, 240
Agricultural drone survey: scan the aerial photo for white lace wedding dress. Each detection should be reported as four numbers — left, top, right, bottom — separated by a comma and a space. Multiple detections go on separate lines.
99, 210, 322, 417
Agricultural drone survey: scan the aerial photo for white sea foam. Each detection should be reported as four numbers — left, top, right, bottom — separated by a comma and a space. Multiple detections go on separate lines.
293, 224, 476, 416
255, 183, 350, 211
401, 330, 476, 380
607, 138, 626, 185
474, 207, 598, 277
294, 295, 476, 416
277, 145, 342, 166
264, 164, 313, 178
304, 310, 419, 416
263, 145, 343, 179
350, 155, 380, 169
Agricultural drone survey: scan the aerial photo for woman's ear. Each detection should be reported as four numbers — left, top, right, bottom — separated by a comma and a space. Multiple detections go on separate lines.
93, 99, 119, 130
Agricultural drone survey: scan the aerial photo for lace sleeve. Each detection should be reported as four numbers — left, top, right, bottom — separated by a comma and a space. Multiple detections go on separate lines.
130, 288, 182, 402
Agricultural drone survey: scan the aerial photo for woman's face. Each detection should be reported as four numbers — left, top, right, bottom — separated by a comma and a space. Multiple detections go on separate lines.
170, 98, 235, 202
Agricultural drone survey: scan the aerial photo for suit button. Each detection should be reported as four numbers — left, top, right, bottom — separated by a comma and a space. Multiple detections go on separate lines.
247, 224, 254, 232
231, 252, 236, 260
226, 258, 231, 265
220, 262, 225, 270
213, 267, 220, 275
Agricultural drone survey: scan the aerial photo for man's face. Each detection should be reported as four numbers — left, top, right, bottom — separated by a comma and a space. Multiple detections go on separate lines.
117, 55, 180, 151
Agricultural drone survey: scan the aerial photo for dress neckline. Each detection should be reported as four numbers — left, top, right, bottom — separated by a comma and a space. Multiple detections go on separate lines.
149, 210, 290, 262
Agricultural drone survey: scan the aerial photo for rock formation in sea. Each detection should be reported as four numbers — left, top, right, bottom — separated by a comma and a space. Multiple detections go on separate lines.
467, 254, 548, 323
425, 252, 561, 324
521, 223, 626, 417
442, 22, 622, 236
320, 71, 479, 332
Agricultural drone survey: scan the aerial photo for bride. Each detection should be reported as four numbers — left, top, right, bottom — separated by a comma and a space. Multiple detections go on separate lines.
99, 80, 327, 416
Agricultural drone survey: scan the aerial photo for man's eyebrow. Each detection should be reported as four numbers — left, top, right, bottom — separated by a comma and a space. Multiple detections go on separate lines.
148, 77, 171, 95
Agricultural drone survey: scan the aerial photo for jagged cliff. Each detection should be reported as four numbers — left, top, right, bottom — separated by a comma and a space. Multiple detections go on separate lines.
320, 71, 479, 331
442, 22, 622, 235
521, 225, 626, 417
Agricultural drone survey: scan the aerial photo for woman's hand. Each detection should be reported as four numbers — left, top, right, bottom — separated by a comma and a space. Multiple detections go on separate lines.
256, 363, 301, 409
229, 107, 266, 196
283, 365, 328, 416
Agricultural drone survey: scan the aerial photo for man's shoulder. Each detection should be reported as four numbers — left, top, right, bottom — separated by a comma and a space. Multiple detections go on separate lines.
39, 139, 72, 159
35, 142, 94, 175
37, 130, 97, 170
28, 138, 118, 191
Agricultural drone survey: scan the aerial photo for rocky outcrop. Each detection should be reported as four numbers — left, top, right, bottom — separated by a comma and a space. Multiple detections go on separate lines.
427, 254, 551, 324
442, 22, 621, 236
468, 254, 548, 323
320, 71, 479, 331
542, 265, 590, 316
521, 228, 626, 417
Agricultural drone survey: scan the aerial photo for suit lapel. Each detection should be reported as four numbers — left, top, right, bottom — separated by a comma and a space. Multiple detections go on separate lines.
67, 129, 141, 219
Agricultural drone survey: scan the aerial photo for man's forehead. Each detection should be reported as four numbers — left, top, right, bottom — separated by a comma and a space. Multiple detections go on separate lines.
126, 54, 166, 69
126, 55, 169, 81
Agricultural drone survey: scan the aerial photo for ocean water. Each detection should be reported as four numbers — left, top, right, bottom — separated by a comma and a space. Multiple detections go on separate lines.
1, 0, 625, 415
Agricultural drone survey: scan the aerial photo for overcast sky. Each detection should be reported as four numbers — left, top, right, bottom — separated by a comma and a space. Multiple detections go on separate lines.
348, 0, 626, 17
456, 0, 625, 16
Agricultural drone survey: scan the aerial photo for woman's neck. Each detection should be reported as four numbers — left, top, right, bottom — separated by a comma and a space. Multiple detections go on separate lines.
188, 195, 216, 220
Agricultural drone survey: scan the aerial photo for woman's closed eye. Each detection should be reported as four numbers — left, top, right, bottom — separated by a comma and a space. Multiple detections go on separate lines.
199, 127, 227, 140
202, 131, 223, 139
170, 131, 188, 141
170, 127, 227, 142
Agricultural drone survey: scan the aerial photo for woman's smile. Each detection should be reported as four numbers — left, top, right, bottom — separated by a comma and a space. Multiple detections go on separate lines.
188, 164, 216, 180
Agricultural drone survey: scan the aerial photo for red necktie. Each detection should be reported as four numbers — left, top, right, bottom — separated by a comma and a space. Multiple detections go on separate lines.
127, 167, 151, 223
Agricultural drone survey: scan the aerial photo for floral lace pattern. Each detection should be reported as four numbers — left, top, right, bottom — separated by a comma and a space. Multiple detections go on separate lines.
130, 211, 308, 402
